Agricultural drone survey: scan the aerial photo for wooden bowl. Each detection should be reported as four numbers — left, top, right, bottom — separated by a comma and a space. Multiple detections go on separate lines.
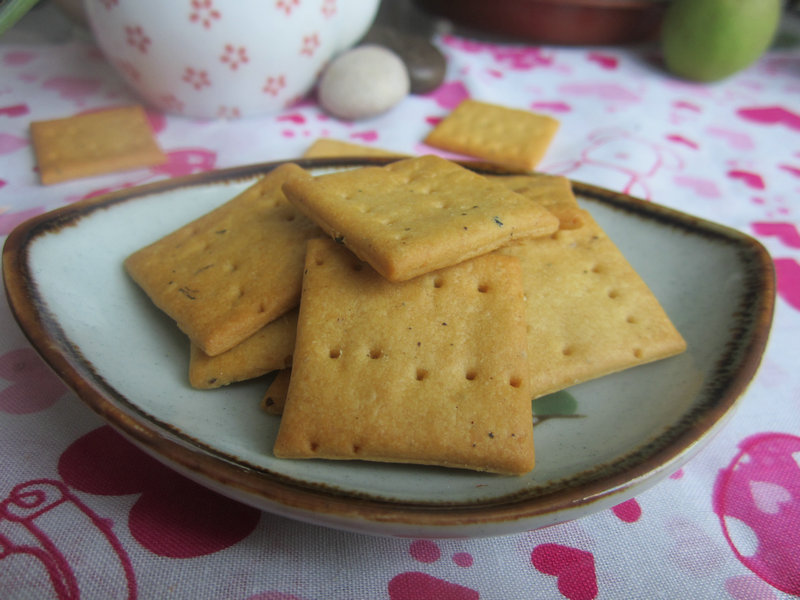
413, 0, 670, 45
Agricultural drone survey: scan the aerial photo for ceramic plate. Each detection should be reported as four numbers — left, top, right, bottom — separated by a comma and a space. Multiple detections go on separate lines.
2, 158, 774, 538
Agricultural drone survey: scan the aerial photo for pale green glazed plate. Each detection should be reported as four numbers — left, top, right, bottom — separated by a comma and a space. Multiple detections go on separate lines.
2, 158, 774, 537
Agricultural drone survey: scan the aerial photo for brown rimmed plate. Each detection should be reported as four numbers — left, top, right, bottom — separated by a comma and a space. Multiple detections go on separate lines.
2, 158, 774, 537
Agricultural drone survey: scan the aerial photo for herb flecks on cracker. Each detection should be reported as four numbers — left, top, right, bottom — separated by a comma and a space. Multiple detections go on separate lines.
282, 155, 559, 282
273, 238, 535, 475
124, 163, 322, 356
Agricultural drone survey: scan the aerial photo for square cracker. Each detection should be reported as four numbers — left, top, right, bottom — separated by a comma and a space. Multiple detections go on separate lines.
302, 138, 404, 158
125, 163, 321, 356
31, 105, 166, 185
273, 238, 535, 475
491, 173, 586, 230
188, 309, 297, 389
282, 155, 559, 282
499, 212, 687, 397
424, 99, 559, 171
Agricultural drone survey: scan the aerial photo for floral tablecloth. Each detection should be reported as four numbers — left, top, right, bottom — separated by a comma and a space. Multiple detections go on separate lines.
1, 4, 799, 599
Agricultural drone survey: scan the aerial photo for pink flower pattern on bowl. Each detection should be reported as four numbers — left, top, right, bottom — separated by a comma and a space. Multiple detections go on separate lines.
84, 0, 380, 118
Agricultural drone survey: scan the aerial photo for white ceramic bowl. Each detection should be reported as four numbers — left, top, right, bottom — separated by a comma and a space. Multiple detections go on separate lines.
83, 0, 380, 119
3, 158, 774, 538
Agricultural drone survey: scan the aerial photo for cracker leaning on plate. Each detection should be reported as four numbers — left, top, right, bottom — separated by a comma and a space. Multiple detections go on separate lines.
282, 154, 559, 282
125, 163, 322, 356
273, 238, 535, 475
500, 210, 687, 396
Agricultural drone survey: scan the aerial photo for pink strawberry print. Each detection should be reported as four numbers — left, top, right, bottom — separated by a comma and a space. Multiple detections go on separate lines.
587, 52, 618, 70
58, 426, 260, 558
531, 544, 598, 600
0, 348, 67, 414
713, 432, 800, 595
751, 222, 800, 249
773, 258, 800, 311
388, 573, 479, 600
277, 113, 306, 124
665, 134, 699, 150
0, 478, 136, 598
736, 106, 800, 132
387, 540, 479, 599
611, 498, 642, 523
425, 80, 470, 110
0, 103, 29, 117
728, 169, 766, 190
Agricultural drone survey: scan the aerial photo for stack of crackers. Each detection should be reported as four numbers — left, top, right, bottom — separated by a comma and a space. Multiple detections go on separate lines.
124, 101, 686, 476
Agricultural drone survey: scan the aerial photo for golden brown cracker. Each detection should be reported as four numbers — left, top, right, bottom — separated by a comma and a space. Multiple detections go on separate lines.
189, 309, 297, 389
302, 138, 403, 158
125, 164, 321, 356
261, 369, 291, 415
491, 173, 586, 230
500, 212, 686, 397
273, 238, 535, 475
424, 99, 559, 171
282, 155, 559, 282
31, 105, 166, 185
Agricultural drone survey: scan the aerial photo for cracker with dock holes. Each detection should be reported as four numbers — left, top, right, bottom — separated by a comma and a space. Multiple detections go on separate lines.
500, 210, 687, 397
125, 163, 321, 357
273, 238, 535, 475
31, 105, 166, 185
281, 154, 559, 282
424, 99, 559, 171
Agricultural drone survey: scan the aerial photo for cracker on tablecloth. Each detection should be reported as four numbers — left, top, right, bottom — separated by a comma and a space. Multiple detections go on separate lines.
189, 309, 297, 389
273, 238, 535, 475
282, 154, 559, 282
424, 99, 559, 171
31, 105, 166, 185
125, 163, 321, 356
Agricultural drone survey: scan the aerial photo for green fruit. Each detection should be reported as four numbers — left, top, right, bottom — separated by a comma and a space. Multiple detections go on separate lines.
661, 0, 782, 82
